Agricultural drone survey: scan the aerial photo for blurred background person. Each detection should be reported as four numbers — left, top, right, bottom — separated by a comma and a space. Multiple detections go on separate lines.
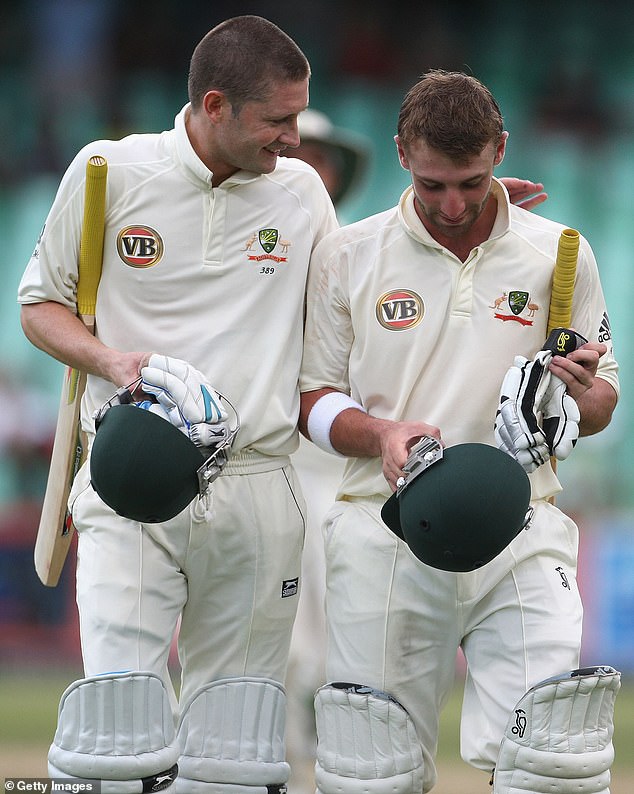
284, 108, 372, 212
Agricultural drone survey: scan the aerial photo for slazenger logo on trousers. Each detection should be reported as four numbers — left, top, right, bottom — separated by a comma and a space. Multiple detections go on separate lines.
375, 289, 424, 330
117, 225, 164, 268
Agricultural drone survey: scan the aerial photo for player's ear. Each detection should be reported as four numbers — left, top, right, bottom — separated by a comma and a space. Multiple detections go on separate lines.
202, 90, 228, 122
494, 131, 509, 167
395, 136, 409, 170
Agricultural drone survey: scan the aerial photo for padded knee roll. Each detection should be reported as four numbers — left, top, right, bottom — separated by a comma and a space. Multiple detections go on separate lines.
174, 677, 290, 793
493, 665, 621, 794
314, 682, 424, 794
48, 671, 179, 793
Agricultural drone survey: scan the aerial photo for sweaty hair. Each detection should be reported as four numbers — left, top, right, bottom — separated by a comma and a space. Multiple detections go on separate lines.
188, 15, 310, 112
397, 70, 504, 162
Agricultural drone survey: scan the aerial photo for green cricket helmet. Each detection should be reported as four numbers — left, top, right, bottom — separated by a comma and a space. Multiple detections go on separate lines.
381, 439, 532, 572
90, 403, 224, 523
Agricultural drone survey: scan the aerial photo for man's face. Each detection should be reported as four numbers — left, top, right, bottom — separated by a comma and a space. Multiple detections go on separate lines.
209, 79, 309, 179
395, 134, 507, 240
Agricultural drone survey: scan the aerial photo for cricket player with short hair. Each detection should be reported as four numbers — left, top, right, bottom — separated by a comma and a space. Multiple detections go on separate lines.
299, 70, 620, 793
18, 15, 338, 793
284, 108, 552, 791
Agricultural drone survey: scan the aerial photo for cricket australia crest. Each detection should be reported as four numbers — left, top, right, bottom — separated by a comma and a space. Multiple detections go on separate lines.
490, 289, 539, 326
259, 228, 278, 253
243, 228, 290, 264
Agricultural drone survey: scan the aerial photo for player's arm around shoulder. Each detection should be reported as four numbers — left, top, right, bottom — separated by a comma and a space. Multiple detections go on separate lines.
300, 387, 441, 492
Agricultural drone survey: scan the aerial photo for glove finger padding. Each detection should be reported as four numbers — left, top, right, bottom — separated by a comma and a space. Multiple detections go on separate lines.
495, 403, 550, 472
494, 353, 553, 473
541, 374, 580, 461
141, 355, 229, 448
141, 354, 228, 425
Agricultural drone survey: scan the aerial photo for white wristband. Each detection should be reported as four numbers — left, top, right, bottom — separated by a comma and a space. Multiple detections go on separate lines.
306, 391, 366, 457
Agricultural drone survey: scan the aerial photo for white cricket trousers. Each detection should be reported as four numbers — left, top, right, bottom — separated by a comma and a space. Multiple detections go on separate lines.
69, 450, 306, 711
321, 497, 583, 792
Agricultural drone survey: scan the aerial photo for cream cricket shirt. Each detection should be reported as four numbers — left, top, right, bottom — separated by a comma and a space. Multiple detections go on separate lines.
19, 104, 338, 457
300, 179, 619, 501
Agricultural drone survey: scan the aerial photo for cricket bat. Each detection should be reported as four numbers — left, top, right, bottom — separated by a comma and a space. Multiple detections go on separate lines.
34, 155, 108, 586
547, 227, 580, 490
548, 228, 579, 335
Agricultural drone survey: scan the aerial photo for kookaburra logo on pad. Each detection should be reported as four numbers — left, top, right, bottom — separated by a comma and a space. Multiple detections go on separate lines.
511, 708, 527, 738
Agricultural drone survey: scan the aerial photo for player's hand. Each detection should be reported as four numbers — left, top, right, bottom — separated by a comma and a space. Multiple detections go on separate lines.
378, 420, 442, 492
548, 342, 606, 401
500, 178, 548, 211
494, 353, 552, 472
104, 351, 151, 396
140, 354, 229, 447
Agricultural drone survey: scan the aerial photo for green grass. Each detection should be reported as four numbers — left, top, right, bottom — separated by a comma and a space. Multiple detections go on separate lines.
0, 671, 76, 744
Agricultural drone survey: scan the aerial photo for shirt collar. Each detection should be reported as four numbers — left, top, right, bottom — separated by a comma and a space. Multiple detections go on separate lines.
172, 103, 262, 188
489, 177, 511, 238
398, 176, 512, 247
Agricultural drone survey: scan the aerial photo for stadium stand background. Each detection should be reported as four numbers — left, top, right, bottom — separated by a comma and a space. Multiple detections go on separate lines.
1, 0, 633, 671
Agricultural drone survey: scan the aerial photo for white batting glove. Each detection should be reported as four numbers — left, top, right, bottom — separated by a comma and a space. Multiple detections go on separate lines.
494, 352, 553, 473
540, 373, 580, 462
188, 422, 230, 449
140, 354, 229, 448
135, 399, 230, 449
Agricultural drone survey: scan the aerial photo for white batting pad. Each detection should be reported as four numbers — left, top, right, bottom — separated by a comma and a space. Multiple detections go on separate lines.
494, 666, 621, 794
174, 676, 289, 793
314, 683, 424, 794
48, 671, 179, 792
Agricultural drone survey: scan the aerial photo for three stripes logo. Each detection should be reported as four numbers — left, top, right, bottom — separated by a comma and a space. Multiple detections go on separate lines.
598, 312, 612, 344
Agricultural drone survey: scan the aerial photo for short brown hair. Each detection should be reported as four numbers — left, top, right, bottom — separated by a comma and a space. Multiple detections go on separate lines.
188, 15, 310, 112
397, 70, 504, 162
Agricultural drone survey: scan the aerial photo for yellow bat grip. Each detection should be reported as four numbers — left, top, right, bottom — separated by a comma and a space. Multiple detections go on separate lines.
77, 155, 108, 318
547, 228, 579, 334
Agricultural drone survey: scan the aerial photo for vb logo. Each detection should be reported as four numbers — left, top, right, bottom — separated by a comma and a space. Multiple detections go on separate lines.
376, 289, 424, 330
117, 225, 164, 268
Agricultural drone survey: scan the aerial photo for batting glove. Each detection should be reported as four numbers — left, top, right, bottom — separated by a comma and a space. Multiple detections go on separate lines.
541, 373, 580, 462
494, 352, 553, 473
140, 354, 229, 448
